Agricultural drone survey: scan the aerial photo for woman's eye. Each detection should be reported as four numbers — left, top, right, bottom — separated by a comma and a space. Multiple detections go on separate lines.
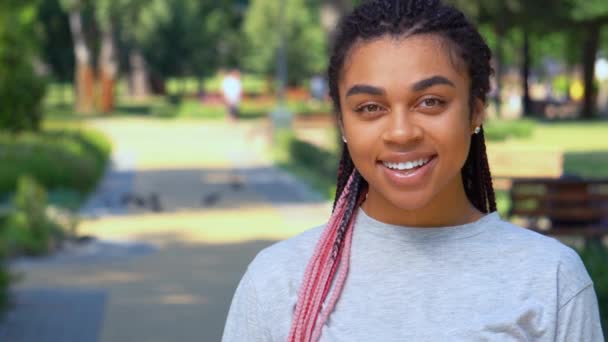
420, 98, 444, 107
354, 103, 383, 114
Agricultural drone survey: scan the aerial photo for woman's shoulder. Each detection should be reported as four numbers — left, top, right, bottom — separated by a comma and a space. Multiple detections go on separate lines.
489, 215, 593, 300
244, 224, 326, 287
491, 215, 582, 255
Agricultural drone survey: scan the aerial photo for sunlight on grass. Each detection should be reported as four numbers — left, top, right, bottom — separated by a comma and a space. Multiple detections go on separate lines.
487, 121, 608, 152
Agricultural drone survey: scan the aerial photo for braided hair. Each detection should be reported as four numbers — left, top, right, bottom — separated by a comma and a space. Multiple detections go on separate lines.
289, 1, 496, 340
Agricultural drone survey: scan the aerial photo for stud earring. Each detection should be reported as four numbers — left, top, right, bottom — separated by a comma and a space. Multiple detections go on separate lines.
474, 126, 481, 134
342, 136, 347, 143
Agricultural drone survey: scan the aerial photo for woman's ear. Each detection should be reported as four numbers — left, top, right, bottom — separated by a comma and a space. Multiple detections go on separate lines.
338, 117, 346, 140
471, 98, 485, 132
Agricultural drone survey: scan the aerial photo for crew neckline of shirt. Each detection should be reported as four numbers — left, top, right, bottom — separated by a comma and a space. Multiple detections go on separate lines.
355, 207, 501, 242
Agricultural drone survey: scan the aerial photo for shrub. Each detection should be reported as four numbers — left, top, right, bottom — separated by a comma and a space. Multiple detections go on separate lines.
0, 215, 11, 314
272, 130, 338, 199
577, 243, 608, 334
3, 175, 65, 257
0, 62, 46, 132
0, 1, 47, 133
0, 128, 111, 196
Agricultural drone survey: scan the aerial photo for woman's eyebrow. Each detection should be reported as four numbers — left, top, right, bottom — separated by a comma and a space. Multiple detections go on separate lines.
346, 76, 455, 97
346, 84, 385, 97
411, 75, 455, 91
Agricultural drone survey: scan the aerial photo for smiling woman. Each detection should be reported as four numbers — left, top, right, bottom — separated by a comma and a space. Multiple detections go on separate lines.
222, 1, 605, 341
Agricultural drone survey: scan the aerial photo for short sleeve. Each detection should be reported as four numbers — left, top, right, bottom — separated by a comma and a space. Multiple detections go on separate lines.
221, 269, 271, 342
555, 284, 605, 342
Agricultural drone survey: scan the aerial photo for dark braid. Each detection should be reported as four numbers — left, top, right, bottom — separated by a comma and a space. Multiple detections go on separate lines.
332, 145, 368, 211
332, 170, 366, 259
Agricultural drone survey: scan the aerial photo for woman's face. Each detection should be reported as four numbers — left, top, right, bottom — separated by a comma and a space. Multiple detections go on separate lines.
339, 34, 483, 220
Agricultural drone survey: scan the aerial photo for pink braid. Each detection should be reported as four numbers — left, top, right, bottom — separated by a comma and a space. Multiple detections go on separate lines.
288, 170, 364, 342
310, 190, 364, 341
290, 178, 351, 334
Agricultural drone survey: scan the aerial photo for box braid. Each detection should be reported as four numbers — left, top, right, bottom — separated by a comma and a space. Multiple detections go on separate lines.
289, 1, 496, 340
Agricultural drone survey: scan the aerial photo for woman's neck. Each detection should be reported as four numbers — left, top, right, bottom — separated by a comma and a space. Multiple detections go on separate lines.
361, 179, 483, 228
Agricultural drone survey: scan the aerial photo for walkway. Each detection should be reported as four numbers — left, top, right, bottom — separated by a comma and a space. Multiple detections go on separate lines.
0, 118, 332, 342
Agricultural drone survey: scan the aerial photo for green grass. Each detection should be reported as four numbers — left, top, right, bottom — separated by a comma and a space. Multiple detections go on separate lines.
563, 152, 608, 178
487, 120, 608, 152
484, 119, 536, 141
166, 74, 269, 96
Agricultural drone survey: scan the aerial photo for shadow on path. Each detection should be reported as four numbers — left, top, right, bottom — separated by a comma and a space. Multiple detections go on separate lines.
79, 166, 325, 218
3, 236, 276, 342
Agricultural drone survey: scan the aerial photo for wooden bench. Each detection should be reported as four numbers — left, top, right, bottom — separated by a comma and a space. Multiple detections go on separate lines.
509, 178, 608, 242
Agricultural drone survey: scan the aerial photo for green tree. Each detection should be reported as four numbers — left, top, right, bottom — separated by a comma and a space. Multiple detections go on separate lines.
242, 0, 327, 85
117, 0, 170, 98
38, 0, 74, 84
143, 0, 244, 91
0, 0, 46, 132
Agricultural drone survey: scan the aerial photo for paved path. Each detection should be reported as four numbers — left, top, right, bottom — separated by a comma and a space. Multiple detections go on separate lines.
1, 118, 332, 342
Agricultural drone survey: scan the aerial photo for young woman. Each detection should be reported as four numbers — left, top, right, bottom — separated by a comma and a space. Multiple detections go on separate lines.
222, 1, 604, 341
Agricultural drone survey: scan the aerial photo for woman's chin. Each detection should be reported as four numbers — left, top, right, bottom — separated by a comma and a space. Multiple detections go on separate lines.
376, 192, 434, 213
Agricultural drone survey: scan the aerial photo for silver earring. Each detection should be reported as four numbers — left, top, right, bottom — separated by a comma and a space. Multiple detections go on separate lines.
342, 136, 347, 143
474, 126, 481, 134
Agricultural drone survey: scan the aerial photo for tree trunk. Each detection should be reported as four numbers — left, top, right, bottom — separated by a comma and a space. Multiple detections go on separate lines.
129, 48, 150, 100
581, 21, 600, 120
68, 9, 95, 113
98, 24, 118, 113
521, 28, 531, 117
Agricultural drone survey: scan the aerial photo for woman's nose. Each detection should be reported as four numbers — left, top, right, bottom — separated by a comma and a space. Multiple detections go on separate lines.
381, 110, 423, 145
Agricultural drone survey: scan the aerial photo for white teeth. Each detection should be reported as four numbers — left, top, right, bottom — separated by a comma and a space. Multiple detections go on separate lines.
383, 158, 430, 171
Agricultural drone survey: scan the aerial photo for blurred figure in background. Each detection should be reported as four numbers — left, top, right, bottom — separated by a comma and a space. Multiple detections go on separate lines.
309, 73, 327, 109
310, 74, 326, 101
221, 69, 243, 122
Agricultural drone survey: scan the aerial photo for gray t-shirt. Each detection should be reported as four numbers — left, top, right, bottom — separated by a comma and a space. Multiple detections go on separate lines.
222, 208, 604, 341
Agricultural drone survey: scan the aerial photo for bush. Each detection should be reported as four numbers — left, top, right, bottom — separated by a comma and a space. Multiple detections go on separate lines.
0, 128, 111, 196
0, 2, 47, 133
0, 216, 11, 314
2, 175, 66, 257
272, 130, 338, 199
0, 262, 9, 315
577, 243, 608, 334
484, 119, 536, 141
0, 62, 46, 132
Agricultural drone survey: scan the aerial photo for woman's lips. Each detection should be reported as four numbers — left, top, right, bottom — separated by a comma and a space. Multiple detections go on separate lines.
378, 155, 437, 187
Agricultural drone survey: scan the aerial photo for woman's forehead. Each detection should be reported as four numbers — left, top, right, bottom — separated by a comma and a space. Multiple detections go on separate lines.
340, 34, 469, 90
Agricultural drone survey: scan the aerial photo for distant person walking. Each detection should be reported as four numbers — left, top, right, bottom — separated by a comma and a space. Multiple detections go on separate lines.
309, 74, 326, 102
221, 69, 243, 122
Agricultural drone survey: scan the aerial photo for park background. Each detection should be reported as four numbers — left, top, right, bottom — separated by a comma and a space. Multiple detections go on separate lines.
0, 0, 607, 340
